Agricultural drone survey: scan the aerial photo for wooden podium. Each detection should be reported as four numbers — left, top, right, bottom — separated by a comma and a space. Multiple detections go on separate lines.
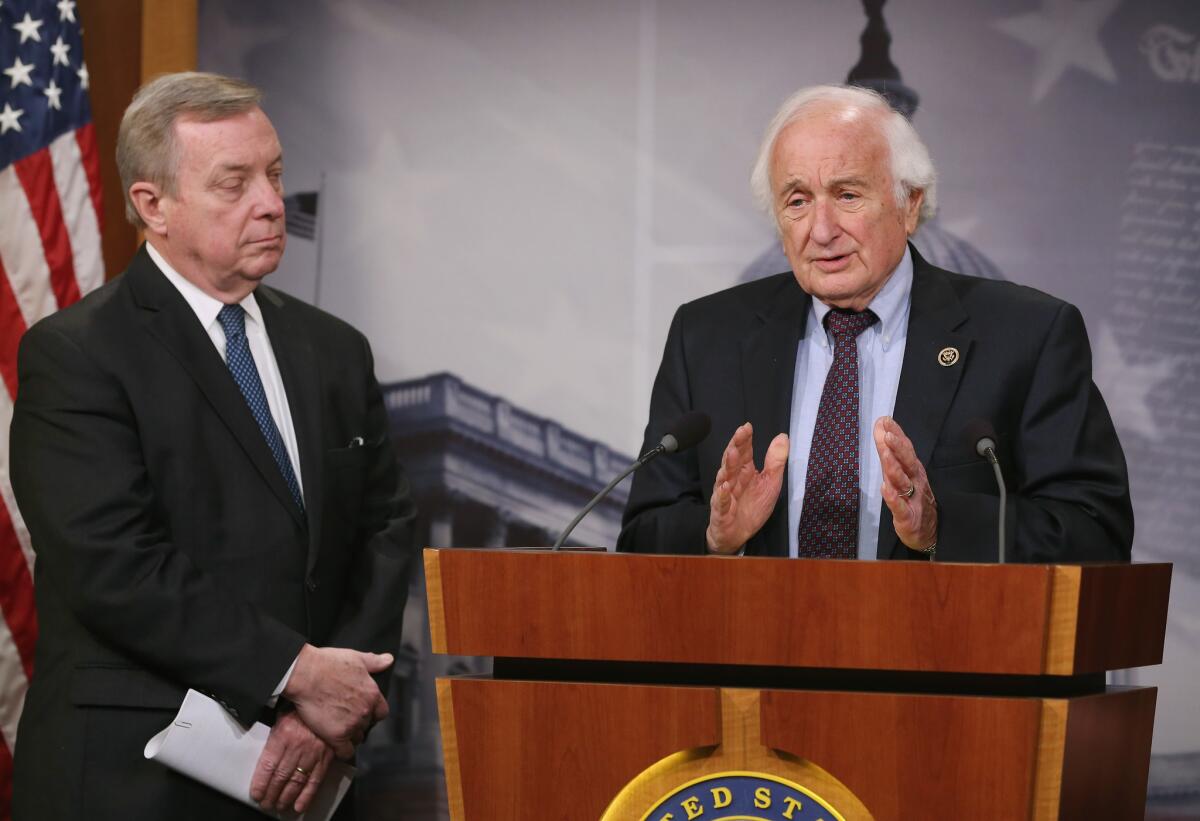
425, 549, 1171, 820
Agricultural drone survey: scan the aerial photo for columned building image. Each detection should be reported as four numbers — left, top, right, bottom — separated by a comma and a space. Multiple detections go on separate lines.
360, 372, 633, 816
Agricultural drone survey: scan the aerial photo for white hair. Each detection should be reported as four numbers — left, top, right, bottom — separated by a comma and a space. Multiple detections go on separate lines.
749, 84, 938, 226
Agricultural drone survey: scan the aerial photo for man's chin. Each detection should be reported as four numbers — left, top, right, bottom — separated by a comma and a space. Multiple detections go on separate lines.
242, 249, 284, 280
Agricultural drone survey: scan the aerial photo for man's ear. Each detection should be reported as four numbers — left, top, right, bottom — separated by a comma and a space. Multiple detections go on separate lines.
129, 182, 168, 236
904, 187, 924, 235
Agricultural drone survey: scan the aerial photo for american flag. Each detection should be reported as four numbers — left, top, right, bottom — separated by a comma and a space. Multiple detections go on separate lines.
283, 190, 318, 240
0, 0, 103, 814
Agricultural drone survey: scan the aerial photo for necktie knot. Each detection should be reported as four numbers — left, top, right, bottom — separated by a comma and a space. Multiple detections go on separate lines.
824, 309, 877, 339
217, 303, 246, 341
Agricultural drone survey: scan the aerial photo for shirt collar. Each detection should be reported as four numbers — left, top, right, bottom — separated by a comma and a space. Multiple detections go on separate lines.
146, 241, 263, 330
808, 244, 913, 349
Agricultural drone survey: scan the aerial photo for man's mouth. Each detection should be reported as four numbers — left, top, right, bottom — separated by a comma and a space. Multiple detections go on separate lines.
813, 254, 852, 272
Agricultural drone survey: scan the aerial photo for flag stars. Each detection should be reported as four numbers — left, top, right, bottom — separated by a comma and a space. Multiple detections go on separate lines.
0, 102, 23, 135
12, 12, 44, 44
57, 0, 77, 23
993, 0, 1121, 103
5, 56, 35, 89
77, 62, 89, 90
50, 35, 71, 67
44, 79, 63, 110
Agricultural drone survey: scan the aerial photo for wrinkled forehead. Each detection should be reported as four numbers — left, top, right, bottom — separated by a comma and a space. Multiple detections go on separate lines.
173, 107, 281, 171
770, 105, 892, 187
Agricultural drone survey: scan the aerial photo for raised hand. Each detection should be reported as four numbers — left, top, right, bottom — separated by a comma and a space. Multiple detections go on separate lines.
706, 423, 790, 555
873, 416, 938, 553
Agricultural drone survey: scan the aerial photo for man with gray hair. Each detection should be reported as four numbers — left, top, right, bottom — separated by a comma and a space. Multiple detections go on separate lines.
618, 84, 1132, 563
10, 72, 416, 819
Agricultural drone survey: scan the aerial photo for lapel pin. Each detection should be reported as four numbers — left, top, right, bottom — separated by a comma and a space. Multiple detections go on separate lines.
937, 347, 960, 367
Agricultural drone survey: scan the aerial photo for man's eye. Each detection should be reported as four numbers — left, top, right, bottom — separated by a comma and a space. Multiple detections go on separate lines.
219, 179, 244, 191
787, 197, 807, 207
839, 191, 859, 201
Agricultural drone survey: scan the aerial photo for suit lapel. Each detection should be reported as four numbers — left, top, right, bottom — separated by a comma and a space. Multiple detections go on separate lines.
127, 247, 308, 530
877, 248, 972, 559
740, 276, 809, 556
257, 286, 325, 571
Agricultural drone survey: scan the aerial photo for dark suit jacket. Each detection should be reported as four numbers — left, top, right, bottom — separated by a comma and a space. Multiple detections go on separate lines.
617, 248, 1133, 562
9, 246, 417, 820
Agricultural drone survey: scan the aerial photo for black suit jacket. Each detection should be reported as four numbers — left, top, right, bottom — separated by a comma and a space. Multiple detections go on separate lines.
10, 246, 417, 820
617, 248, 1133, 562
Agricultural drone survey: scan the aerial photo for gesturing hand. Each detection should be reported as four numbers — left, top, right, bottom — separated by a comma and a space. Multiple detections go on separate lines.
282, 644, 393, 759
873, 416, 938, 553
706, 423, 789, 555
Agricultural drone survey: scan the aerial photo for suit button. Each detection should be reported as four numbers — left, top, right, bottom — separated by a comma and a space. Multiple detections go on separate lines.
306, 577, 318, 593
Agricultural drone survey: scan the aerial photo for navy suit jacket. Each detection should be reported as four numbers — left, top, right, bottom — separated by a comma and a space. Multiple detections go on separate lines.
617, 247, 1133, 562
10, 245, 417, 820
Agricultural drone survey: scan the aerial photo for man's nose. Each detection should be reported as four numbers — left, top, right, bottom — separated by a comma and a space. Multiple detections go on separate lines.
253, 178, 284, 220
809, 198, 840, 245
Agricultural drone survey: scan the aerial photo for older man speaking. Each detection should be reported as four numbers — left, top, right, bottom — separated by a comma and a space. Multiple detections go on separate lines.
10, 73, 416, 819
617, 85, 1132, 563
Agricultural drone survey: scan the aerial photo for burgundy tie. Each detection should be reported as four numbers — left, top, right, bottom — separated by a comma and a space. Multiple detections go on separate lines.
797, 309, 878, 558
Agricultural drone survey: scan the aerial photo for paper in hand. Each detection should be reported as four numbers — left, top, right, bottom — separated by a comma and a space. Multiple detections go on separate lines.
145, 689, 354, 821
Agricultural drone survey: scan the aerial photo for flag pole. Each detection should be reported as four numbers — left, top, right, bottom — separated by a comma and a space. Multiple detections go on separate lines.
313, 171, 327, 308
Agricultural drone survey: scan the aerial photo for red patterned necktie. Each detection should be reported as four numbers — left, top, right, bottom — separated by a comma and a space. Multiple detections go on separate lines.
797, 309, 878, 558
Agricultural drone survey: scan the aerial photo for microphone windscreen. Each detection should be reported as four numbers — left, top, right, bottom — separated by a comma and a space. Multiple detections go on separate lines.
661, 411, 712, 453
963, 418, 998, 456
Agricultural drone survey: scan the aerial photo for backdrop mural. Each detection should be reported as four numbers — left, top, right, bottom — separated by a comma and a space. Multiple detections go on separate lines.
198, 0, 1200, 816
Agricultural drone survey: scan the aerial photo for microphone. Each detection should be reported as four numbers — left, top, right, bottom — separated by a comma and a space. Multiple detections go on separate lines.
659, 410, 712, 455
964, 419, 1007, 563
552, 411, 712, 550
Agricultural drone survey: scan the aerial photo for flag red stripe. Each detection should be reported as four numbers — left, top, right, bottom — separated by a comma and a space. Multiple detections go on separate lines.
13, 149, 82, 311
0, 500, 34, 682
0, 258, 26, 399
75, 123, 104, 234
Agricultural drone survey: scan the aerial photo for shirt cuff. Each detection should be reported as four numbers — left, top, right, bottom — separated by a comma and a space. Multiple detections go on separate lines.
266, 654, 300, 708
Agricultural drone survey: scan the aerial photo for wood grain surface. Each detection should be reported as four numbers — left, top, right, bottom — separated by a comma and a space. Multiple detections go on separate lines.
436, 678, 1157, 819
1057, 687, 1158, 819
438, 678, 720, 818
426, 549, 1171, 675
762, 688, 1045, 819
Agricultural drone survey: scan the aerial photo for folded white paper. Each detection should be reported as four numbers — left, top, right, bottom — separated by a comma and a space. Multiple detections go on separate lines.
145, 689, 354, 821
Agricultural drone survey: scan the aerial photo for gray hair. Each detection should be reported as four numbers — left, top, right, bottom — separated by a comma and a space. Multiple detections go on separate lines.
749, 84, 938, 226
117, 72, 263, 228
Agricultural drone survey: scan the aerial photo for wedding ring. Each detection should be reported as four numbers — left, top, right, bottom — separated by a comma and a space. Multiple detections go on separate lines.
294, 766, 308, 777
902, 484, 916, 499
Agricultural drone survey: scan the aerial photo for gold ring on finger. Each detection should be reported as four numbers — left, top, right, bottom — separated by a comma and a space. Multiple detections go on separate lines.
902, 484, 915, 499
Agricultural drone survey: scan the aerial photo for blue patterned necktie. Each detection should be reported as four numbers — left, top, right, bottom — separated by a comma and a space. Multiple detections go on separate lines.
216, 304, 305, 514
797, 309, 878, 558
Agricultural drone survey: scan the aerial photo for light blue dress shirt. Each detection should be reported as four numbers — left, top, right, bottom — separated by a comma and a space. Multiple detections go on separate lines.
786, 247, 913, 559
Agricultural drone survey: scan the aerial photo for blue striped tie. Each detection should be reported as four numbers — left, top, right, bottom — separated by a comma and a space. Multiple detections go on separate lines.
216, 304, 305, 514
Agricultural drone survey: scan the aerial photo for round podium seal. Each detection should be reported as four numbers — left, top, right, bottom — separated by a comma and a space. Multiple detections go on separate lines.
639, 771, 846, 821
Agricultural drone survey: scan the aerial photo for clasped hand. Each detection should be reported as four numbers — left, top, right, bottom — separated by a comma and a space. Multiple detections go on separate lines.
250, 644, 393, 813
